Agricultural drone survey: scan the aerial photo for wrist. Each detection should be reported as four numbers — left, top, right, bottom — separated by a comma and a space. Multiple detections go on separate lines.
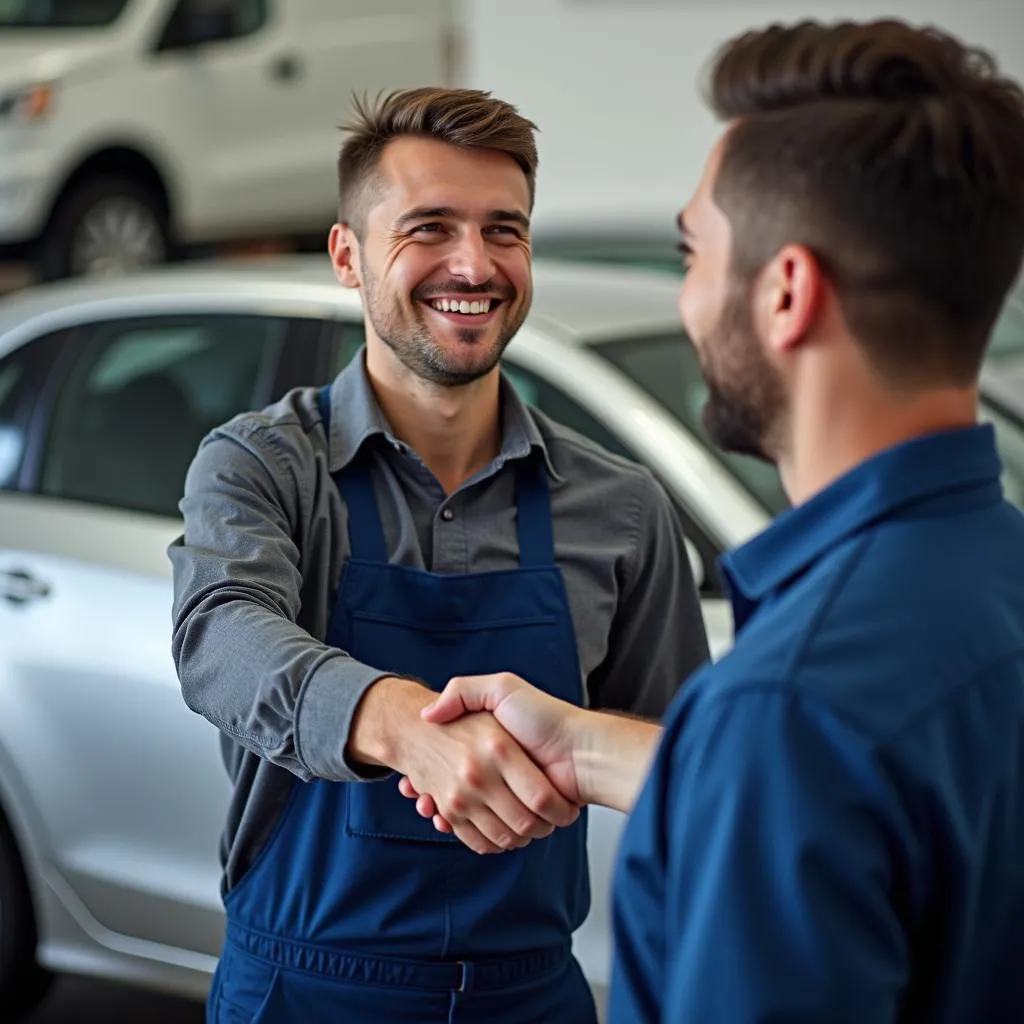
347, 675, 434, 770
567, 705, 606, 807
571, 709, 661, 812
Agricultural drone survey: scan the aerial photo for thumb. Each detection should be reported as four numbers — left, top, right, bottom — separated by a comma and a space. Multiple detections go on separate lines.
421, 673, 511, 724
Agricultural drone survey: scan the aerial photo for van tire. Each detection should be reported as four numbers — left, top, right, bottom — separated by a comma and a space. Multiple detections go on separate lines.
0, 812, 53, 1019
37, 175, 170, 281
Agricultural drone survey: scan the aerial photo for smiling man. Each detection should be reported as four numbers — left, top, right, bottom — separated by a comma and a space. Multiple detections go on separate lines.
169, 88, 708, 1023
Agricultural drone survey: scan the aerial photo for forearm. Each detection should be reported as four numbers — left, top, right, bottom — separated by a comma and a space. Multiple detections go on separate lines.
571, 709, 662, 813
173, 591, 396, 782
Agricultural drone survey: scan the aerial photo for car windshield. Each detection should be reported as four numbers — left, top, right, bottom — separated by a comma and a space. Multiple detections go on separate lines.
594, 331, 1024, 518
0, 0, 129, 27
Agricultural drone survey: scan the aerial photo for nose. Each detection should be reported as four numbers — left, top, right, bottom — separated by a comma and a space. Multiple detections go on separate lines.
447, 230, 497, 286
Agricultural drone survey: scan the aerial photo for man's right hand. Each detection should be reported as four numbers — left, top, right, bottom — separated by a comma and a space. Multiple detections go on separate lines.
348, 676, 580, 856
398, 673, 663, 824
420, 673, 583, 802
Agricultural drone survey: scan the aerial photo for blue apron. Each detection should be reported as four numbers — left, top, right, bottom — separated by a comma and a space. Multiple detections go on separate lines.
207, 387, 596, 1023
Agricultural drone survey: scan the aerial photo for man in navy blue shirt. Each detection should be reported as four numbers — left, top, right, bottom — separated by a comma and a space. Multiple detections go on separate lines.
401, 17, 1024, 1023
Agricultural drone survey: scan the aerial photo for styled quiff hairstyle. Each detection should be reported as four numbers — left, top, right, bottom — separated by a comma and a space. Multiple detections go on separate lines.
706, 20, 1024, 385
336, 87, 539, 238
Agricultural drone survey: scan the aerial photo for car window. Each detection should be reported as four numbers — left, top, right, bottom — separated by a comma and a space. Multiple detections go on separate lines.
500, 363, 634, 461
0, 331, 66, 491
0, 351, 31, 489
40, 315, 288, 518
593, 333, 791, 518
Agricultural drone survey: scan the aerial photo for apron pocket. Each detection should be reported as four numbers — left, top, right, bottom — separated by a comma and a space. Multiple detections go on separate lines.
347, 770, 457, 843
345, 610, 558, 844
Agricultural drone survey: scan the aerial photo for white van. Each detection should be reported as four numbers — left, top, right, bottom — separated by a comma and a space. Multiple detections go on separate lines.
0, 0, 456, 280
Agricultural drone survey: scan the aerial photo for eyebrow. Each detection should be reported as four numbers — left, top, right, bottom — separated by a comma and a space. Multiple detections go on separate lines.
394, 206, 531, 231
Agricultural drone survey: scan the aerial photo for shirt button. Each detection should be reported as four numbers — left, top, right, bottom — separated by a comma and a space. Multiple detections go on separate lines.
441, 508, 455, 522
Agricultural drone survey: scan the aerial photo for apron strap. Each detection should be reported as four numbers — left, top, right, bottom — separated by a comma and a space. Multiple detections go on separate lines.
318, 385, 388, 563
514, 456, 556, 568
320, 386, 554, 569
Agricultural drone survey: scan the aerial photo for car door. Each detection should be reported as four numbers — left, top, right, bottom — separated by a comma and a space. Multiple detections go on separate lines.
149, 0, 327, 236
0, 311, 314, 964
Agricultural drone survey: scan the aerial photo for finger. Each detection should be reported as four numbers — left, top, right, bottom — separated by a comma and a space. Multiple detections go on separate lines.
464, 802, 536, 851
416, 793, 438, 819
422, 674, 516, 724
450, 819, 508, 856
398, 776, 420, 799
432, 813, 454, 833
439, 771, 524, 850
459, 771, 558, 843
498, 745, 580, 831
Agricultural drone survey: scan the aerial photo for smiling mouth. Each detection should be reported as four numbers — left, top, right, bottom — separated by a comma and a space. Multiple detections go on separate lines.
423, 297, 504, 321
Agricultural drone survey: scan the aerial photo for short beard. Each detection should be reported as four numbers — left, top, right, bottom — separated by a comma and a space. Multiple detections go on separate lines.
362, 259, 525, 388
698, 276, 787, 463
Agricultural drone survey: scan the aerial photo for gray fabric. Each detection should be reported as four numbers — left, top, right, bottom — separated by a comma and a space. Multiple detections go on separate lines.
169, 351, 709, 888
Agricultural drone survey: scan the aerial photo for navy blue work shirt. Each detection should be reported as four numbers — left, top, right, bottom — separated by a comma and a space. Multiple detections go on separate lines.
610, 425, 1024, 1023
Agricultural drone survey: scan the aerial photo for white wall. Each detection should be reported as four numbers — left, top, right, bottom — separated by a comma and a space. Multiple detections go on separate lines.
462, 0, 1024, 232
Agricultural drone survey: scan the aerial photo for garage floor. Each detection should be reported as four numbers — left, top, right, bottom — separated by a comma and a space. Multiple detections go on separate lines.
24, 978, 203, 1024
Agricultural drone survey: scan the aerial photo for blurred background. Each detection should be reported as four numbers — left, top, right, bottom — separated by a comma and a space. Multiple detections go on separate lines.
0, 2, 1022, 1022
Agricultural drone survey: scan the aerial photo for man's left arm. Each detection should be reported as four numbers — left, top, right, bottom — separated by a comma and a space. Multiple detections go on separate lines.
588, 471, 709, 716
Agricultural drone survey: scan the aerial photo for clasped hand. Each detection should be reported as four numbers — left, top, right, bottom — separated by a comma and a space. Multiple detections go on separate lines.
396, 673, 581, 855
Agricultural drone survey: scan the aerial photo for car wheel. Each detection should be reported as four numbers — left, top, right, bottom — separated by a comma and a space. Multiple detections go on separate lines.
38, 176, 170, 281
0, 812, 53, 1019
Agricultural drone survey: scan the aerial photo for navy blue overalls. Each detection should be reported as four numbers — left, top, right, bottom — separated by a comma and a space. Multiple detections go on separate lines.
206, 387, 596, 1023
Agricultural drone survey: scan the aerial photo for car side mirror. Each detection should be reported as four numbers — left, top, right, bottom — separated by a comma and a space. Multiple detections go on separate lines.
684, 537, 706, 591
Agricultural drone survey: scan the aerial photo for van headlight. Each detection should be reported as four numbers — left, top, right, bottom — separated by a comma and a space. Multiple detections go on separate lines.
0, 82, 55, 122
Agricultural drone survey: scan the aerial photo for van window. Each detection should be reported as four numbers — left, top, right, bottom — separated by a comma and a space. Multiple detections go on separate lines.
0, 0, 130, 27
157, 0, 268, 49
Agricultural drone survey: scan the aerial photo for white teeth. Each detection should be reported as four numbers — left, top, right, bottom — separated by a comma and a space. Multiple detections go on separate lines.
429, 298, 493, 314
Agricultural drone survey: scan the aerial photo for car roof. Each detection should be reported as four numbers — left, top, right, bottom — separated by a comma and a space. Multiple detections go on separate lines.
0, 256, 685, 345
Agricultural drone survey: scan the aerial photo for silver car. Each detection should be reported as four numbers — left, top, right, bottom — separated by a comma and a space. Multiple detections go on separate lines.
0, 258, 1021, 1016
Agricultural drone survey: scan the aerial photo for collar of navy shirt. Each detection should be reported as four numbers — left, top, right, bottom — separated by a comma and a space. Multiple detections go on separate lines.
324, 348, 562, 484
721, 423, 1004, 606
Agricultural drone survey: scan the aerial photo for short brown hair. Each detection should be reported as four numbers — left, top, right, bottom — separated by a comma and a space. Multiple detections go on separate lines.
706, 20, 1024, 385
336, 87, 539, 237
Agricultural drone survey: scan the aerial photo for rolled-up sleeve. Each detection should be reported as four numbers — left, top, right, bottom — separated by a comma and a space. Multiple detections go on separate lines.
168, 423, 391, 783
587, 471, 709, 717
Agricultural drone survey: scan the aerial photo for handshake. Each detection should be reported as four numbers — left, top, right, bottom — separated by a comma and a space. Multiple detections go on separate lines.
383, 672, 659, 856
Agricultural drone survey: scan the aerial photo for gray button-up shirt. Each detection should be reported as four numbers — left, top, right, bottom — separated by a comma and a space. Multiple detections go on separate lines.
169, 353, 709, 887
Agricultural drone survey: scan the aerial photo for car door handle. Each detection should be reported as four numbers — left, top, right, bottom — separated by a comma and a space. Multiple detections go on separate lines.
1, 568, 52, 606
268, 53, 303, 83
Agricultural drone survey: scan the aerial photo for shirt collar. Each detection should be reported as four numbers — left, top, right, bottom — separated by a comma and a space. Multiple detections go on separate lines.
721, 424, 1004, 606
325, 349, 560, 480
